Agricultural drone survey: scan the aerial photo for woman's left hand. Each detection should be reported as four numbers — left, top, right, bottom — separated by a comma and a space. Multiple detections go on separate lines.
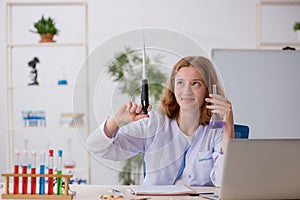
205, 94, 233, 127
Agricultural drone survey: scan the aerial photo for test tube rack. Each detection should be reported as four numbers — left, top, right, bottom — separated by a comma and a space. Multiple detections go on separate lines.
1, 173, 73, 199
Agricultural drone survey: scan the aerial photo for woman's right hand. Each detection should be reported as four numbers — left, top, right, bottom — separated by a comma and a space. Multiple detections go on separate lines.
104, 101, 152, 138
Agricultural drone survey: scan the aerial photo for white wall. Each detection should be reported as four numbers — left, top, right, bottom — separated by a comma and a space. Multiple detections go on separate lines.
88, 0, 256, 54
0, 0, 298, 184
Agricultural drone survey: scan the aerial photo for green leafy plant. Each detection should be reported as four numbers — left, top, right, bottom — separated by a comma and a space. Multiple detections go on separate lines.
293, 22, 300, 31
30, 15, 59, 35
107, 47, 167, 185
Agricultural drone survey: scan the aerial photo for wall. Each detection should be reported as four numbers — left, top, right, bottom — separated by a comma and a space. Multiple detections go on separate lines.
88, 0, 256, 54
0, 0, 298, 184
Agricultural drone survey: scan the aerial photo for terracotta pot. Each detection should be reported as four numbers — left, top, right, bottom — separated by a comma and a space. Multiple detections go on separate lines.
39, 34, 55, 43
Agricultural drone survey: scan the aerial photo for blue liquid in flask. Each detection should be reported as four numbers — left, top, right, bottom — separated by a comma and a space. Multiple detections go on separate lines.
209, 84, 224, 129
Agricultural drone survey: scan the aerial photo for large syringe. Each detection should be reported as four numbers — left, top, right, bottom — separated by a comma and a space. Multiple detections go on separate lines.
141, 34, 149, 114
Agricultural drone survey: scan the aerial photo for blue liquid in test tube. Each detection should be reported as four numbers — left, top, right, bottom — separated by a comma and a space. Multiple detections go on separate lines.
39, 151, 45, 195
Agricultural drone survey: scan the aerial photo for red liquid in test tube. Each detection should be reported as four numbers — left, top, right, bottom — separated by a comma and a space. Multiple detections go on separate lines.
13, 150, 20, 194
31, 151, 37, 194
48, 149, 54, 195
21, 151, 28, 194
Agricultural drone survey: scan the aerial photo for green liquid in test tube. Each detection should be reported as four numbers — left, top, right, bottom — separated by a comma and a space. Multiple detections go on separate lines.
57, 150, 63, 195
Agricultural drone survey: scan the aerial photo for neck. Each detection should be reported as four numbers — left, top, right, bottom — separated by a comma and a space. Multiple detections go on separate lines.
177, 109, 200, 136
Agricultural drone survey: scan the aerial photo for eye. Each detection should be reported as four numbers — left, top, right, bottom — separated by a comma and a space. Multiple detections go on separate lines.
192, 81, 201, 86
175, 80, 184, 86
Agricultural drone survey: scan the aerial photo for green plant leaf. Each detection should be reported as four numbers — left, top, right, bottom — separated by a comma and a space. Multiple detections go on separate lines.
30, 15, 59, 35
294, 22, 300, 31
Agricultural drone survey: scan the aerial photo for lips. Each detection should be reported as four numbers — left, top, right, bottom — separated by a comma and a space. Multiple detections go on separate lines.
181, 97, 195, 103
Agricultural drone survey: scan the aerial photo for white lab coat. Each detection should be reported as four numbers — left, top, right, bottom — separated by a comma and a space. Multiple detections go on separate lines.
86, 111, 224, 186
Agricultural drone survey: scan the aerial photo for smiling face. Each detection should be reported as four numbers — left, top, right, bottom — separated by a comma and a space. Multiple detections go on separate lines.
160, 56, 222, 125
174, 66, 207, 111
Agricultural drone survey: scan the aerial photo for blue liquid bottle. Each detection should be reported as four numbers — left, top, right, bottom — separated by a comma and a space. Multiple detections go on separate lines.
209, 84, 224, 129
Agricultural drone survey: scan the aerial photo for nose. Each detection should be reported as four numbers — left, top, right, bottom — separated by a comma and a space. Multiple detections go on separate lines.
183, 83, 193, 94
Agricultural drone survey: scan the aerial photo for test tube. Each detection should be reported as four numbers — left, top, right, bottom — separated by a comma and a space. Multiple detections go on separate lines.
209, 84, 225, 129
48, 149, 54, 195
39, 151, 45, 195
30, 151, 37, 194
57, 150, 63, 195
13, 150, 20, 194
21, 150, 28, 194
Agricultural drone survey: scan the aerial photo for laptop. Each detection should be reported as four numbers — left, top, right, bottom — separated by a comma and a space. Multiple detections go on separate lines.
204, 139, 300, 200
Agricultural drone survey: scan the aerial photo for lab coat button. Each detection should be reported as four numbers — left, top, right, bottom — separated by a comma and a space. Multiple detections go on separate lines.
188, 175, 191, 178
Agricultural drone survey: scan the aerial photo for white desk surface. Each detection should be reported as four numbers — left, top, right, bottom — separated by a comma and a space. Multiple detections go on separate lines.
71, 185, 218, 200
0, 184, 219, 200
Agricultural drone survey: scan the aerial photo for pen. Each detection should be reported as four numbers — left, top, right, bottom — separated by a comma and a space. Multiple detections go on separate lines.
189, 192, 214, 196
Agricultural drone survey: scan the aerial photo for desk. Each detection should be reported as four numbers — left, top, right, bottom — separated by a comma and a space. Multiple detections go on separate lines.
0, 184, 218, 200
71, 185, 218, 200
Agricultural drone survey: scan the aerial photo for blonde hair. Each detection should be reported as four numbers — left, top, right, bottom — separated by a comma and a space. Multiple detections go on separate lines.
159, 56, 224, 126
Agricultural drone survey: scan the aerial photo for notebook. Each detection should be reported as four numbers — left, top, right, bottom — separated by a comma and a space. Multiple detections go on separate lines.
206, 139, 300, 200
129, 185, 193, 195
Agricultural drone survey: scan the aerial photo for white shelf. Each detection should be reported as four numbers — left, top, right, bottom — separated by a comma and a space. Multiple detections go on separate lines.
9, 126, 86, 131
7, 1, 87, 6
8, 85, 87, 89
6, 1, 90, 183
7, 43, 86, 48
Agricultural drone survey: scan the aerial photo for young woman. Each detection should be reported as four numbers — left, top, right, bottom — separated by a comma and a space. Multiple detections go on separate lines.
86, 56, 234, 186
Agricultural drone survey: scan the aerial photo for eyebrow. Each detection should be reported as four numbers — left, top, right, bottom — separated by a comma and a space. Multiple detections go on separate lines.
175, 78, 204, 82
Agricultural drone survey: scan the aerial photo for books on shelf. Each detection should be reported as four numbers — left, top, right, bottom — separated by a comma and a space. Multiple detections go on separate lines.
59, 113, 84, 127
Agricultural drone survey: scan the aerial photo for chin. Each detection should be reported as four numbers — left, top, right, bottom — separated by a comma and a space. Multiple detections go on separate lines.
180, 103, 199, 109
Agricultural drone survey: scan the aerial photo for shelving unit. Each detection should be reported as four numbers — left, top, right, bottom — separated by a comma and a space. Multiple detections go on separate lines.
256, 0, 300, 48
6, 1, 90, 183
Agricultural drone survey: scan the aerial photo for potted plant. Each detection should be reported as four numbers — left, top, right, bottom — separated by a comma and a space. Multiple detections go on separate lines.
107, 47, 167, 185
293, 22, 300, 42
30, 15, 59, 43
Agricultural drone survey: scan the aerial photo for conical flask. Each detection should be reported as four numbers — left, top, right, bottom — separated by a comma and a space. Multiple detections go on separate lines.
209, 84, 224, 129
58, 66, 68, 85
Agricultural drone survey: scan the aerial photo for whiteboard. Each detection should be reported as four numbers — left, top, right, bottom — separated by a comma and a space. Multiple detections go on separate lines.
212, 49, 300, 139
